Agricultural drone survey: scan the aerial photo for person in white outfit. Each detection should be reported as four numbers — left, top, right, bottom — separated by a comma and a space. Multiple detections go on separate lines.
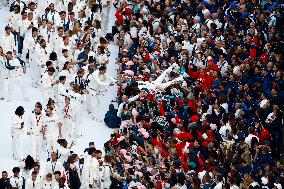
23, 27, 38, 69
11, 106, 25, 160
62, 97, 76, 142
87, 148, 100, 189
33, 39, 52, 86
100, 155, 112, 189
57, 76, 69, 110
0, 47, 6, 100
45, 151, 64, 174
5, 51, 28, 101
0, 26, 17, 54
88, 66, 116, 121
26, 171, 41, 189
43, 106, 62, 154
42, 67, 58, 103
10, 167, 25, 189
41, 173, 55, 189
27, 102, 44, 161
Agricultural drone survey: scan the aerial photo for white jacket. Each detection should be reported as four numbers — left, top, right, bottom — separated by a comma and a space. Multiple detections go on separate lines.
28, 113, 44, 136
35, 46, 52, 67
89, 157, 100, 184
45, 160, 64, 174
11, 115, 24, 134
42, 72, 55, 90
26, 178, 42, 189
44, 114, 61, 139
89, 70, 116, 92
0, 33, 16, 53
10, 176, 25, 189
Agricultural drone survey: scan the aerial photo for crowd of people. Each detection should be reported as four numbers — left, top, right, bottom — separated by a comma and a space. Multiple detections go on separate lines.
0, 0, 284, 188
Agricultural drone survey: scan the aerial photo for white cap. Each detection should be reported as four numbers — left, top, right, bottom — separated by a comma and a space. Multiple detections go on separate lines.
274, 183, 282, 189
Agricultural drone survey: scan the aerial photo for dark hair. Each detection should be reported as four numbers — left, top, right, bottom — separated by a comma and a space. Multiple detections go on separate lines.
99, 66, 106, 71
24, 155, 35, 170
109, 104, 114, 111
49, 52, 57, 61
15, 106, 25, 116
46, 60, 53, 67
59, 76, 67, 81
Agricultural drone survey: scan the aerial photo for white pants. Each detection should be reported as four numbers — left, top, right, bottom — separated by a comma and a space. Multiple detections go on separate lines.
62, 117, 75, 142
46, 137, 57, 153
7, 76, 26, 101
11, 131, 22, 160
31, 66, 42, 85
43, 89, 55, 103
90, 93, 103, 121
102, 5, 111, 33
102, 180, 111, 189
31, 134, 42, 160
0, 70, 5, 99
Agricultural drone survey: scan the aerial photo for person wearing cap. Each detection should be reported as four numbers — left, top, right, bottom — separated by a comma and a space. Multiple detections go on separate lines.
5, 51, 28, 101
27, 102, 44, 161
0, 26, 17, 54
10, 167, 25, 189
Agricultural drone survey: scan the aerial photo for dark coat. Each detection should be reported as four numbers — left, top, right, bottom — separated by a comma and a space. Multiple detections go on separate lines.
104, 109, 121, 128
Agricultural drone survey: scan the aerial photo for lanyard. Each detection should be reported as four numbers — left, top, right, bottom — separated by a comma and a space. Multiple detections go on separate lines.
35, 115, 41, 126
64, 105, 69, 116
51, 161, 57, 173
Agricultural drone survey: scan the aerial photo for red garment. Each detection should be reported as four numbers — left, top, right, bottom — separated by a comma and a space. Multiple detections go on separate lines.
159, 103, 165, 116
188, 68, 199, 80
115, 9, 123, 25
175, 143, 186, 157
151, 138, 169, 157
187, 100, 197, 113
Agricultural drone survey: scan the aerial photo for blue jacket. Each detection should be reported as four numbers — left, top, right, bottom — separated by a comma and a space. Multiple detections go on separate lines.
104, 109, 121, 128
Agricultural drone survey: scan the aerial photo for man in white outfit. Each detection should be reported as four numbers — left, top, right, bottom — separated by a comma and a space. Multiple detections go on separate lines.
11, 106, 25, 160
88, 148, 101, 189
43, 106, 62, 155
23, 27, 38, 69
0, 26, 17, 54
62, 97, 76, 142
10, 167, 25, 189
26, 171, 41, 189
57, 76, 69, 110
33, 39, 52, 86
41, 173, 55, 189
45, 151, 64, 174
5, 51, 28, 101
27, 102, 44, 161
42, 67, 58, 103
88, 66, 116, 121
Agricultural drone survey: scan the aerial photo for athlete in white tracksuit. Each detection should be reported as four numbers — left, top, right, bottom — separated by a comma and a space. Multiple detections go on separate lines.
23, 27, 38, 70
27, 104, 44, 161
42, 67, 58, 103
11, 106, 25, 160
5, 52, 28, 101
43, 107, 62, 154
33, 40, 52, 86
45, 152, 64, 174
57, 75, 68, 107
26, 171, 42, 189
0, 26, 17, 54
88, 66, 116, 121
0, 54, 5, 100
89, 153, 101, 189
62, 97, 76, 142
100, 161, 112, 189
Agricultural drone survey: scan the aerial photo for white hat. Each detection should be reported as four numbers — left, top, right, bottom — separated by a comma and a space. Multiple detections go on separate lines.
274, 183, 282, 189
261, 177, 268, 185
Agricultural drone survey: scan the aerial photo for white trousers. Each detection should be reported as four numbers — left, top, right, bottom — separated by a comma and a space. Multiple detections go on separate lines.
31, 66, 42, 85
7, 76, 26, 101
62, 117, 75, 142
31, 134, 42, 161
101, 5, 111, 33
90, 93, 103, 121
46, 137, 57, 153
11, 131, 22, 160
43, 89, 55, 103
101, 180, 111, 189
0, 70, 5, 99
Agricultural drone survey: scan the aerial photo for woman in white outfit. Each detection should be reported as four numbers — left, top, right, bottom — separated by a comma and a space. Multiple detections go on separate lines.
11, 106, 25, 160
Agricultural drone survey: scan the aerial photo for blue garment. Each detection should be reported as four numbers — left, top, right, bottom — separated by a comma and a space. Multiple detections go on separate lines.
77, 52, 88, 67
104, 109, 121, 128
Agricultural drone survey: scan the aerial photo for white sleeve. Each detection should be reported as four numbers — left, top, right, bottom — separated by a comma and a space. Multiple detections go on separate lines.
42, 75, 52, 89
12, 116, 22, 129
